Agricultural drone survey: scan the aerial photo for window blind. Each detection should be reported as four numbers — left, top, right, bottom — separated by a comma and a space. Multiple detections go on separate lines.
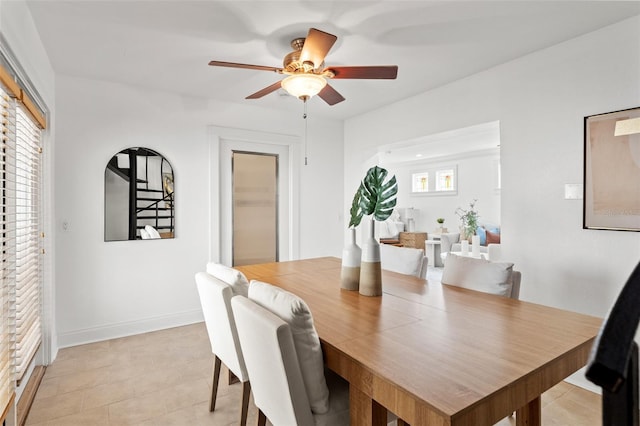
0, 51, 46, 422
0, 59, 44, 420
12, 104, 42, 383
0, 87, 16, 422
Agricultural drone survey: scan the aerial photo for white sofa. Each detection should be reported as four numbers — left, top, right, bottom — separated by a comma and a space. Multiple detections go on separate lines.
378, 219, 405, 239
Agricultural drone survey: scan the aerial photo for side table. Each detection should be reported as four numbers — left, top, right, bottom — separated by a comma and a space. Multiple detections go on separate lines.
399, 232, 427, 250
426, 240, 443, 267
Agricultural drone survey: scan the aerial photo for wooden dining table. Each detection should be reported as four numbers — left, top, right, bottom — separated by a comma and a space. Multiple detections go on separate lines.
236, 257, 602, 426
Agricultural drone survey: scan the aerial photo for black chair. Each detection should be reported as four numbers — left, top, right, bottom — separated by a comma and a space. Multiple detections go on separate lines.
586, 261, 640, 426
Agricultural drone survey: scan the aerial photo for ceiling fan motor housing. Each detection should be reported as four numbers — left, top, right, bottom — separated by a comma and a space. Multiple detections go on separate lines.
284, 37, 317, 73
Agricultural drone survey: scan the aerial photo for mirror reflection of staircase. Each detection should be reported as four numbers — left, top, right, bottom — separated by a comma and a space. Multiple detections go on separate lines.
106, 147, 174, 239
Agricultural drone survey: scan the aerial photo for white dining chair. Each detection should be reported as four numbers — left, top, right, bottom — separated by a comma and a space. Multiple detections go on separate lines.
380, 243, 428, 279
195, 272, 251, 426
205, 262, 249, 297
442, 253, 521, 299
231, 295, 350, 426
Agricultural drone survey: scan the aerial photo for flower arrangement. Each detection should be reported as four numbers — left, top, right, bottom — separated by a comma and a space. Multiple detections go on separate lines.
346, 166, 398, 297
455, 199, 479, 240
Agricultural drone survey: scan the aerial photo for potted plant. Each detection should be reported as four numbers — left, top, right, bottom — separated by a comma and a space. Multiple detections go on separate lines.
344, 166, 397, 296
455, 199, 479, 242
436, 217, 447, 233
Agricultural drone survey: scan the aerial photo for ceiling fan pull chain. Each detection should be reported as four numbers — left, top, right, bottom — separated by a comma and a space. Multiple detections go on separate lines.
303, 100, 308, 166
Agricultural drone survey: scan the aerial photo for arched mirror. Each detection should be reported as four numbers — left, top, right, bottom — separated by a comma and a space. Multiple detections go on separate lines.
104, 147, 175, 241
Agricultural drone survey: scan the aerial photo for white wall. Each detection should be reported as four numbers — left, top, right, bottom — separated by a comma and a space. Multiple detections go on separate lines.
54, 74, 344, 348
345, 16, 640, 390
385, 150, 501, 233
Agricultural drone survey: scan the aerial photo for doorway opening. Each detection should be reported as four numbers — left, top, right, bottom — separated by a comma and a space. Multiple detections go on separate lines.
211, 126, 299, 266
376, 120, 502, 234
232, 151, 278, 266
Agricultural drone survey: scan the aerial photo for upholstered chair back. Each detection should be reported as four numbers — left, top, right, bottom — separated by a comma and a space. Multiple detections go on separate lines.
232, 295, 317, 425
380, 244, 427, 279
206, 262, 249, 297
442, 254, 521, 300
195, 272, 249, 381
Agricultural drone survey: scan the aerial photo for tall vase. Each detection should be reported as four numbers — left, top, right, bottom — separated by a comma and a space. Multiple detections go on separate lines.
461, 240, 469, 255
359, 219, 382, 296
472, 235, 480, 257
340, 228, 361, 291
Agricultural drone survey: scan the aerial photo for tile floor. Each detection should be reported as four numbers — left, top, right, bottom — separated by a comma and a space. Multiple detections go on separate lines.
25, 322, 601, 426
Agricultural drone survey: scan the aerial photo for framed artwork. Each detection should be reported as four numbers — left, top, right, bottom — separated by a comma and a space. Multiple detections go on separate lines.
584, 106, 640, 231
411, 172, 429, 193
410, 165, 457, 196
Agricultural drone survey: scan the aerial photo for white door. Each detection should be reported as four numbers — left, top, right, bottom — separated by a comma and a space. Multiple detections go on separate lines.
232, 151, 278, 266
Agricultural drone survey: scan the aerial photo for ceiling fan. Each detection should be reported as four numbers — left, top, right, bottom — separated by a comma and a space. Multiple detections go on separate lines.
209, 28, 398, 106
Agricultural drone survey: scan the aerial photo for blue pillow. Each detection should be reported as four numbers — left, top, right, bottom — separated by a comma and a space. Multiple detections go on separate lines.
476, 226, 486, 245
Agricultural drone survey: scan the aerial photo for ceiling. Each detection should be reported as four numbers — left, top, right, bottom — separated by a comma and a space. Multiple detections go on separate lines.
26, 1, 640, 121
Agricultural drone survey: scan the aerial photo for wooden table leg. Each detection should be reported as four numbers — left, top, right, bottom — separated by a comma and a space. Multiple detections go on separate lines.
516, 396, 541, 426
350, 385, 388, 426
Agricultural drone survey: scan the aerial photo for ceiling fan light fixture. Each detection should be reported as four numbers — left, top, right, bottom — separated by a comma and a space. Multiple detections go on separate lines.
281, 74, 326, 100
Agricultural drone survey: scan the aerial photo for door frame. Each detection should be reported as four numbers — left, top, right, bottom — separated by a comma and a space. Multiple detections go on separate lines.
208, 126, 300, 266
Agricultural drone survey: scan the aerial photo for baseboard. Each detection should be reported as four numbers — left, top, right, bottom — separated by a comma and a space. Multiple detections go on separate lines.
56, 309, 204, 349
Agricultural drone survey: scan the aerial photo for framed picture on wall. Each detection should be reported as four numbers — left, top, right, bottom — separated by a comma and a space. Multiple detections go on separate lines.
584, 106, 640, 231
410, 165, 457, 196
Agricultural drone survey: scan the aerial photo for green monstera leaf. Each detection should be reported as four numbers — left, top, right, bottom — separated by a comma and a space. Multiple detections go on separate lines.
348, 185, 365, 228
358, 166, 398, 222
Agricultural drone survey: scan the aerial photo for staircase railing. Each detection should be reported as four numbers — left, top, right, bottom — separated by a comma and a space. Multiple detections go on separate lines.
134, 150, 174, 238
136, 192, 174, 234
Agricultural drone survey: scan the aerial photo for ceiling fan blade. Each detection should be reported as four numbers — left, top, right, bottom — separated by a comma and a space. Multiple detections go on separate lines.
246, 81, 283, 99
300, 28, 337, 69
327, 66, 398, 79
317, 83, 345, 106
209, 60, 282, 73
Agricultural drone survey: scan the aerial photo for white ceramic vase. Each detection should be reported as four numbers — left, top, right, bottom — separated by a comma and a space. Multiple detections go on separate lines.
472, 235, 480, 257
461, 240, 469, 255
340, 228, 362, 291
359, 219, 382, 296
